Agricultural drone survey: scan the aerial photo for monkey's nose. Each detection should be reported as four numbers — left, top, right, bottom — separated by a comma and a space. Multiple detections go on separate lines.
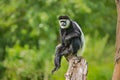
61, 22, 66, 26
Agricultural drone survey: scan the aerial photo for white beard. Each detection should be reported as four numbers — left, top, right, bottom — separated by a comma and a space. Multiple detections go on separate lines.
59, 19, 70, 29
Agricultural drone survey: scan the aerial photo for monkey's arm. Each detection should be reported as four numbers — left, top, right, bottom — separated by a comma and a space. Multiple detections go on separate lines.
65, 32, 80, 41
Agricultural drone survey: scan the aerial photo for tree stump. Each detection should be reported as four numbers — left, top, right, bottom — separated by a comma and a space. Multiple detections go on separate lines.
65, 55, 88, 80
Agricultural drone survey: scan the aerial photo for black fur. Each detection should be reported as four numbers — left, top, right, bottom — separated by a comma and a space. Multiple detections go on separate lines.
58, 15, 70, 20
52, 16, 83, 74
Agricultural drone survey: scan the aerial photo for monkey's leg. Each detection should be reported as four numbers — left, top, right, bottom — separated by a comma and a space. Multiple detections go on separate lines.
52, 44, 64, 74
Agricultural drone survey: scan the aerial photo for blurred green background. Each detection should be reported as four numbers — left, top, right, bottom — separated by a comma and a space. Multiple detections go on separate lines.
0, 0, 116, 80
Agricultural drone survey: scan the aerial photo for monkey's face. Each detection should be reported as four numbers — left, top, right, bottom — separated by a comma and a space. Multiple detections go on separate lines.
59, 19, 70, 29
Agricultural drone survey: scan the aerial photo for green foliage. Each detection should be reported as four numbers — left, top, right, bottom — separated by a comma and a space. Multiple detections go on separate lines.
84, 34, 114, 80
0, 0, 116, 80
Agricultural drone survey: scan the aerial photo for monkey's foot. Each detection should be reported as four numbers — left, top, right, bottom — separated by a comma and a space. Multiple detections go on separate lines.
51, 67, 59, 74
51, 65, 61, 74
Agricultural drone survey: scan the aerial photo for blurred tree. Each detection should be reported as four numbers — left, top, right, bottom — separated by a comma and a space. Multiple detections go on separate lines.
112, 0, 120, 80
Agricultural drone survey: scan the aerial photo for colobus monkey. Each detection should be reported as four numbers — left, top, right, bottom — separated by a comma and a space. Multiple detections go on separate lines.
52, 15, 85, 74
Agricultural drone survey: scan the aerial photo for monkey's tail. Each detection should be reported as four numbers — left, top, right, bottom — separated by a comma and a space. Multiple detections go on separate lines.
79, 29, 85, 55
74, 22, 85, 55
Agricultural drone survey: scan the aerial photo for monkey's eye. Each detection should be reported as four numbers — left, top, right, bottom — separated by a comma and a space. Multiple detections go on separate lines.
60, 21, 66, 23
60, 21, 67, 26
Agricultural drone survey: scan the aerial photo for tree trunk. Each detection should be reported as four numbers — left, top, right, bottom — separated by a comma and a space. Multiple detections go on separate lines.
112, 0, 120, 80
65, 55, 88, 80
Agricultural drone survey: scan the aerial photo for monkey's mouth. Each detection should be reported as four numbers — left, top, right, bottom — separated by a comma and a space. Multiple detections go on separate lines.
61, 23, 66, 26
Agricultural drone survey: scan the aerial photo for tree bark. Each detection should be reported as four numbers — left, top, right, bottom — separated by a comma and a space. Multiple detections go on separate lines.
112, 0, 120, 80
65, 55, 88, 80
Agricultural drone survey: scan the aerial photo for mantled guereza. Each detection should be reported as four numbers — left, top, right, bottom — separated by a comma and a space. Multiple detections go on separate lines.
52, 15, 85, 74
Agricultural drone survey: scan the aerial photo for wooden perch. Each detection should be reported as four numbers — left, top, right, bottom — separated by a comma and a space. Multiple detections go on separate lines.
65, 55, 88, 80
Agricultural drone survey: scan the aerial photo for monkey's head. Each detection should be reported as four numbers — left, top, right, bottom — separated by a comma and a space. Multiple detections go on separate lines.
58, 15, 71, 29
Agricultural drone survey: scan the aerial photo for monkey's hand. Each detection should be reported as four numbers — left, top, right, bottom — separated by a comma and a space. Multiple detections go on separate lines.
64, 33, 79, 46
